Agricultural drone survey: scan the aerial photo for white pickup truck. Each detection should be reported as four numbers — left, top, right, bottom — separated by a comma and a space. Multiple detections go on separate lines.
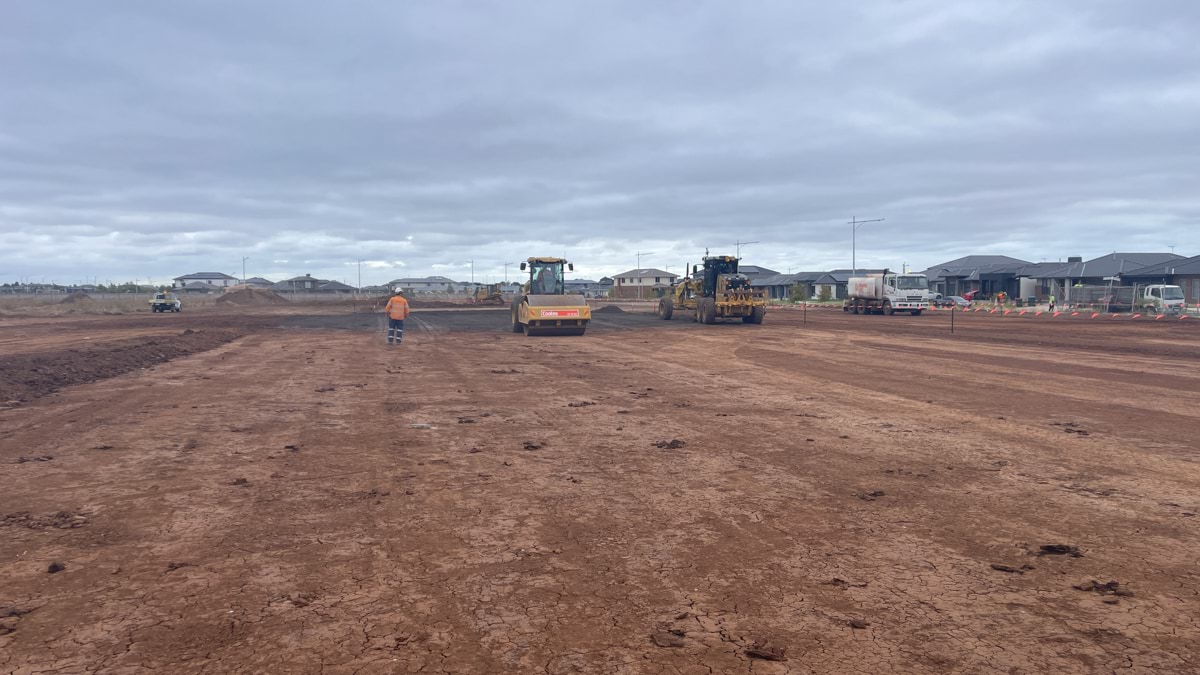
150, 292, 182, 313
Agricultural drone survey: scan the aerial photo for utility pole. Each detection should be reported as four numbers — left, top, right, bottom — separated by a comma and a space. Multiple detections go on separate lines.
729, 240, 759, 258
356, 259, 365, 290
242, 257, 249, 283
848, 217, 884, 276
635, 251, 654, 301
504, 262, 515, 283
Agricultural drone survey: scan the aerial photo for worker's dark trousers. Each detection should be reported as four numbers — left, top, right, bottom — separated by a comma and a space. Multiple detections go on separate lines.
387, 318, 404, 344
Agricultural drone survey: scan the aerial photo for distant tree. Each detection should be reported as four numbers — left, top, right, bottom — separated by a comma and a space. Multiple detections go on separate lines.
788, 284, 806, 303
817, 285, 833, 302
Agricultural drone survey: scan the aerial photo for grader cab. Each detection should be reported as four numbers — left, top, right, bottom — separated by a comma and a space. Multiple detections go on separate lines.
510, 257, 591, 336
658, 255, 767, 324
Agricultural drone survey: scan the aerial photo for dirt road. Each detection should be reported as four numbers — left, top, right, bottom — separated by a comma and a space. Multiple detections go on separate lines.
2, 306, 1199, 673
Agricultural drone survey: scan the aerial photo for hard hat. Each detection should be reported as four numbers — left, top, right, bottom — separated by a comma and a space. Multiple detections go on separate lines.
394, 289, 404, 295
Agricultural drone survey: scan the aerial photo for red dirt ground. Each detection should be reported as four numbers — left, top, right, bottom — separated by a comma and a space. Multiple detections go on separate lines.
1, 305, 1198, 673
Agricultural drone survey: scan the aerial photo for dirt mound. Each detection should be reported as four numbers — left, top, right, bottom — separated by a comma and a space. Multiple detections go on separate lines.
407, 299, 470, 309
593, 304, 626, 314
216, 288, 288, 306
0, 328, 243, 404
58, 292, 92, 304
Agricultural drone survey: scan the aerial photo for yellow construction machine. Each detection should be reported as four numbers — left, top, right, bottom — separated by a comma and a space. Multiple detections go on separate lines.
472, 283, 506, 305
658, 254, 767, 324
511, 257, 591, 336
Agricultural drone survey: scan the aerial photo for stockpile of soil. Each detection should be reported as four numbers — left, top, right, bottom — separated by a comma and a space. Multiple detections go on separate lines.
592, 305, 627, 314
0, 329, 243, 404
407, 299, 470, 309
216, 288, 288, 306
58, 292, 92, 304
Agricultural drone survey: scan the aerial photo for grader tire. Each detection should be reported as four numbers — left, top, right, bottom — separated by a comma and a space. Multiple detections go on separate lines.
748, 305, 766, 324
699, 298, 717, 325
658, 297, 674, 320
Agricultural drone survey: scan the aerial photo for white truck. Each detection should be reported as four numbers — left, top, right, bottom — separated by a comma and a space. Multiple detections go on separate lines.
1138, 285, 1186, 315
843, 272, 931, 315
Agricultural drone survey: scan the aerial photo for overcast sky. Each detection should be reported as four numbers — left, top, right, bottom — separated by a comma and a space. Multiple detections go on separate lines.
3, 0, 1198, 286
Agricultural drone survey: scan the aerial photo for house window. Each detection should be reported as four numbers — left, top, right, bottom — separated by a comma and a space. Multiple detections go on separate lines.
655, 277, 661, 283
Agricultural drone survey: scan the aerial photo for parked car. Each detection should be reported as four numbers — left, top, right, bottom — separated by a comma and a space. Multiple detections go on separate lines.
934, 295, 970, 308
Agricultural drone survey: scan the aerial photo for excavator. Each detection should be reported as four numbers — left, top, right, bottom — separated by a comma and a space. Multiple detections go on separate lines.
658, 254, 766, 324
511, 257, 591, 336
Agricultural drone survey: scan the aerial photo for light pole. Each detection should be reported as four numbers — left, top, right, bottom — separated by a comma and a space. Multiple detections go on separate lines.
465, 260, 474, 285
242, 257, 249, 283
729, 240, 759, 258
503, 262, 515, 283
849, 217, 884, 276
635, 251, 654, 301
356, 259, 365, 290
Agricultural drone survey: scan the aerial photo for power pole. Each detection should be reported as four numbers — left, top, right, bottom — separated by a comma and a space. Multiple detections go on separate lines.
465, 260, 474, 285
503, 262, 515, 283
848, 217, 884, 276
356, 259, 365, 290
242, 257, 249, 283
635, 251, 654, 301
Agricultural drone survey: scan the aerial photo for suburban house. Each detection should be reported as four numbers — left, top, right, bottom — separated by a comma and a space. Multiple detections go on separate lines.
389, 276, 460, 294
176, 281, 223, 293
1119, 254, 1200, 305
173, 272, 239, 289
273, 274, 324, 292
315, 280, 356, 294
612, 268, 678, 299
736, 265, 779, 281
751, 269, 887, 301
1033, 252, 1185, 301
565, 278, 614, 298
922, 255, 1032, 299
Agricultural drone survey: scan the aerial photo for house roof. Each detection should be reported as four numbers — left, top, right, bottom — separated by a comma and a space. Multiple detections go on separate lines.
614, 268, 677, 279
317, 280, 356, 291
174, 272, 238, 281
1120, 253, 1200, 277
738, 265, 780, 277
921, 256, 1031, 281
243, 277, 273, 285
390, 276, 457, 284
1035, 253, 1186, 279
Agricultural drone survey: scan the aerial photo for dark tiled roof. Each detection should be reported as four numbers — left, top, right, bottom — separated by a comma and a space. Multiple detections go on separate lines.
1035, 253, 1185, 279
174, 272, 237, 280
1121, 253, 1200, 277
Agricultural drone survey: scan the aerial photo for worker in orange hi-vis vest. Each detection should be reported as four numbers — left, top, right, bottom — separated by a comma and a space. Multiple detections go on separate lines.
384, 290, 411, 346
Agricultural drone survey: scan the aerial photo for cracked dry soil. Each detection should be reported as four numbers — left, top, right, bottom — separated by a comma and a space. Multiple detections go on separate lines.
2, 305, 1200, 673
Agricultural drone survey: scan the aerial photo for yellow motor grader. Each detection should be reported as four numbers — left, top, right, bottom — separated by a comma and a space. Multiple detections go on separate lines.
658, 255, 767, 324
511, 257, 591, 336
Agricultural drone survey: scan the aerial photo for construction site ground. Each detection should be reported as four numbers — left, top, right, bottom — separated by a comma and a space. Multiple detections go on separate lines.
2, 303, 1199, 673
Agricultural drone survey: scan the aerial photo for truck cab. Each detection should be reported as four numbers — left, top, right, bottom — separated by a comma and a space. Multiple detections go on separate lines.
1141, 285, 1185, 315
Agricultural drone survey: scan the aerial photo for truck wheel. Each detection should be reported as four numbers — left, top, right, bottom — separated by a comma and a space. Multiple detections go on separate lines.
658, 297, 674, 320
850, 301, 859, 315
749, 305, 766, 325
699, 298, 717, 324
885, 301, 895, 316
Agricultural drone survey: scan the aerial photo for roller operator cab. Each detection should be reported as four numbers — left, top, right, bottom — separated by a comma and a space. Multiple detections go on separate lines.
511, 257, 591, 336
658, 254, 767, 324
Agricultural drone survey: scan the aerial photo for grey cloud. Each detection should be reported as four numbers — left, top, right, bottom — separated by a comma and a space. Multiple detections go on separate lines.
2, 0, 1198, 286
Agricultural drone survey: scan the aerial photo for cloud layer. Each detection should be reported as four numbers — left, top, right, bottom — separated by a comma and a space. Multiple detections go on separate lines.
3, 0, 1198, 285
